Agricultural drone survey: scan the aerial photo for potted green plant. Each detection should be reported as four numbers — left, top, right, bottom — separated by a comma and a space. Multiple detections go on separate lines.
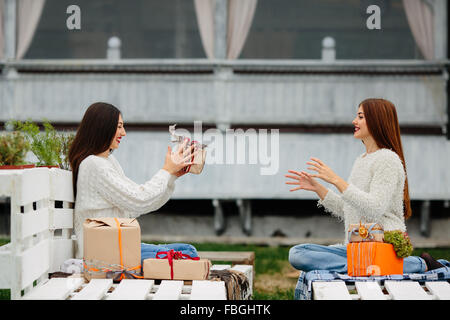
11, 119, 75, 170
12, 119, 61, 168
0, 131, 34, 169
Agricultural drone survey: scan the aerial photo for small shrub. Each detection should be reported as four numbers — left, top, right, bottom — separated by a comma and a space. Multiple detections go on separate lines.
12, 120, 60, 166
9, 119, 75, 169
0, 131, 30, 166
384, 230, 413, 258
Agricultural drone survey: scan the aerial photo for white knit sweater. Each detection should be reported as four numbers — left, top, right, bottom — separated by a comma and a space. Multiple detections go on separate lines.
317, 148, 407, 243
73, 154, 177, 258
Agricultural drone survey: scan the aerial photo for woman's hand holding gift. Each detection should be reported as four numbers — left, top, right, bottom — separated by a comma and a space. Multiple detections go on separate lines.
162, 139, 198, 177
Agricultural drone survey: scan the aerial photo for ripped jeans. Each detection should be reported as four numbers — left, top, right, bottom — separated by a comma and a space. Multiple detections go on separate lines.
288, 243, 427, 274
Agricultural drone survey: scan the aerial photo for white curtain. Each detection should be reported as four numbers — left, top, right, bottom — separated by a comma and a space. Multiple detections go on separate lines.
16, 0, 46, 59
227, 0, 257, 59
402, 0, 434, 60
0, 0, 46, 59
194, 0, 257, 59
194, 0, 215, 59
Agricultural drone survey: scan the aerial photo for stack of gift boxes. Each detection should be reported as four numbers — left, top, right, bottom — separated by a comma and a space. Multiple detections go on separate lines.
82, 218, 405, 281
346, 223, 403, 276
83, 218, 211, 282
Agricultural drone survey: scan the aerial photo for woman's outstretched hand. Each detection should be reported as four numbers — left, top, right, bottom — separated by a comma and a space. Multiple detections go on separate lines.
306, 157, 340, 185
162, 140, 198, 177
305, 157, 349, 194
285, 170, 320, 192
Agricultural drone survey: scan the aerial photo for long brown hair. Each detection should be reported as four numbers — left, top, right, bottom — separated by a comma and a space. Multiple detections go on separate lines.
359, 98, 412, 219
69, 102, 121, 197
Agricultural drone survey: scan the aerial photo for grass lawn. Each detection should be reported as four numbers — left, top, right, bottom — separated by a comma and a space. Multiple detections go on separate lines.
0, 238, 449, 300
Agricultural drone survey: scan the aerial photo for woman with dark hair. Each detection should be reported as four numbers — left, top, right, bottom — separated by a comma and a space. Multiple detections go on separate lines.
69, 102, 196, 258
285, 98, 443, 273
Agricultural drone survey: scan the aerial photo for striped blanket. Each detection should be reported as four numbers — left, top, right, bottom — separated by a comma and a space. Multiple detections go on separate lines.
294, 259, 450, 300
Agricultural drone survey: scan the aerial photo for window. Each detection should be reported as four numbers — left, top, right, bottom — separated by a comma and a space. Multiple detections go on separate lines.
240, 0, 418, 59
25, 0, 205, 59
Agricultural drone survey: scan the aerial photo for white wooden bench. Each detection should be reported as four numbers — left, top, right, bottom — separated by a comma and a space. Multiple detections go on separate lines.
312, 280, 450, 300
0, 168, 253, 300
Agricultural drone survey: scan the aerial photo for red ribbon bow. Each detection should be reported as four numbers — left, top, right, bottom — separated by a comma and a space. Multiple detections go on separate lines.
155, 249, 200, 280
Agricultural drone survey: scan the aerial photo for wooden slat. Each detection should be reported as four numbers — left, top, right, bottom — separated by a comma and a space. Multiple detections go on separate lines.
190, 280, 227, 300
18, 208, 49, 239
210, 264, 232, 271
15, 168, 50, 206
153, 280, 184, 300
107, 279, 154, 300
425, 281, 450, 300
0, 245, 12, 289
312, 281, 352, 300
198, 251, 254, 265
355, 282, 386, 300
71, 279, 113, 300
385, 281, 432, 300
22, 278, 84, 300
0, 171, 15, 197
19, 238, 50, 289
50, 239, 74, 273
51, 209, 73, 229
49, 168, 74, 202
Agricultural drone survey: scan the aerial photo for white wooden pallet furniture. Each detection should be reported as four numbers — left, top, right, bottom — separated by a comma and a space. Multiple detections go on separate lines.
0, 168, 253, 300
312, 280, 450, 300
21, 263, 253, 300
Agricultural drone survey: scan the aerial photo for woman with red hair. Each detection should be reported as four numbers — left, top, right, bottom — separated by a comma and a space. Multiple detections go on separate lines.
286, 98, 443, 273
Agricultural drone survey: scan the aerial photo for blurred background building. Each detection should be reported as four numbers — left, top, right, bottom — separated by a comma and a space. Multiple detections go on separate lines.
0, 0, 449, 246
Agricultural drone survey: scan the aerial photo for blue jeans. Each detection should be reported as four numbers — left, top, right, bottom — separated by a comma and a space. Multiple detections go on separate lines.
288, 243, 427, 274
140, 242, 199, 266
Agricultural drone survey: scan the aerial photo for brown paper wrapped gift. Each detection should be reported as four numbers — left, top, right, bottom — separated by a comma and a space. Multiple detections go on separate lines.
169, 124, 207, 175
347, 223, 384, 243
184, 146, 206, 174
143, 257, 211, 280
83, 217, 141, 281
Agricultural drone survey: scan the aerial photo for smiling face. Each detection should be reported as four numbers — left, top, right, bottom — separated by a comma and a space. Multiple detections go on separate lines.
109, 114, 126, 150
352, 105, 370, 140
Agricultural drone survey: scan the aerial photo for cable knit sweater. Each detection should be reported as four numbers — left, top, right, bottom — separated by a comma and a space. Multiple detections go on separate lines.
317, 148, 407, 244
73, 154, 177, 258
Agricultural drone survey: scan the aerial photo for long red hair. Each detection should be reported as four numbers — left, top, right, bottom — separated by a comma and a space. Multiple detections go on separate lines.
359, 98, 412, 219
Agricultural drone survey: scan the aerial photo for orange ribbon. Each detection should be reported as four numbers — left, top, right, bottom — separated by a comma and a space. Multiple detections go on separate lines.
113, 218, 143, 281
83, 218, 143, 281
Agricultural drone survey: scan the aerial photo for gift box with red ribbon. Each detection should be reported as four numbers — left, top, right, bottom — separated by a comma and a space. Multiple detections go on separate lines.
143, 249, 211, 280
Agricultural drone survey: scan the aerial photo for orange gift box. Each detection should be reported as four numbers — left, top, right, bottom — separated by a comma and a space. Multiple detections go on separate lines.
347, 242, 403, 277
